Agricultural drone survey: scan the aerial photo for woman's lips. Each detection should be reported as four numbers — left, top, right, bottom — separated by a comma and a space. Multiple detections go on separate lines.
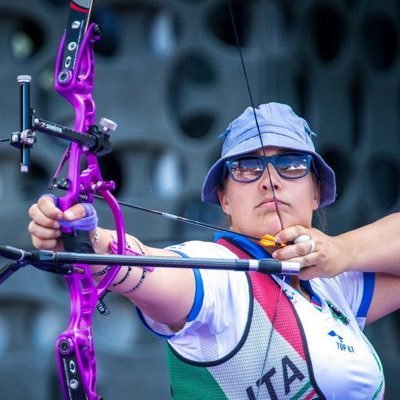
255, 199, 287, 211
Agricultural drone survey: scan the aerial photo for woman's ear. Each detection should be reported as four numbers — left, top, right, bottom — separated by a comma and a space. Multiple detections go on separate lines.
312, 180, 321, 210
218, 187, 230, 214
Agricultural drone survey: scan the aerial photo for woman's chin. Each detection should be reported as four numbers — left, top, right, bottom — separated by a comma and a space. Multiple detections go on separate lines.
262, 220, 282, 237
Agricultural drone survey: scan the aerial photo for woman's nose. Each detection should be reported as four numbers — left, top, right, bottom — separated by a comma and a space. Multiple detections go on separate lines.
259, 163, 280, 190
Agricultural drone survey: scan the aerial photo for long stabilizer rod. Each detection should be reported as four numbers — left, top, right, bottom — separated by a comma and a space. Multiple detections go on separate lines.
0, 245, 301, 276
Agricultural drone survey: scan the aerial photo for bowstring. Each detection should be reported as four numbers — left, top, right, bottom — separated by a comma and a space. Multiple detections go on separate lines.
227, 3, 284, 231
228, 3, 286, 399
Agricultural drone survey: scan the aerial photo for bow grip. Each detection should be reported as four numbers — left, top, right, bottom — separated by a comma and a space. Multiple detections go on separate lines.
62, 230, 95, 255
56, 195, 97, 255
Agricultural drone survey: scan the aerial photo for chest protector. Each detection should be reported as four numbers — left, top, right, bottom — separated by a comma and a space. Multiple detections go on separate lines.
166, 238, 325, 399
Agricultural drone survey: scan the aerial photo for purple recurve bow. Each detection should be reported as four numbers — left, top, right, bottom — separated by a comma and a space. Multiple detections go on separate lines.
50, 1, 124, 398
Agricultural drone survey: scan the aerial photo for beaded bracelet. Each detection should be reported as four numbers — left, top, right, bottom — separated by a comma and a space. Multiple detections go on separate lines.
109, 238, 154, 272
123, 268, 148, 293
92, 232, 153, 290
131, 237, 145, 255
92, 265, 112, 276
112, 266, 132, 287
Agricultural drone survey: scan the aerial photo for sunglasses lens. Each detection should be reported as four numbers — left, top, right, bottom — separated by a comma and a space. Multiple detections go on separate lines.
275, 154, 310, 178
229, 157, 263, 182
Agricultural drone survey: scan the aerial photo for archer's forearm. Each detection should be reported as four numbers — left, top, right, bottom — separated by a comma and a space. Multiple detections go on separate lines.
340, 212, 400, 275
89, 227, 195, 327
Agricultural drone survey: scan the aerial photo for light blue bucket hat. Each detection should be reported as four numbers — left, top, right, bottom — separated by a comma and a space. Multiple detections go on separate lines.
201, 102, 336, 208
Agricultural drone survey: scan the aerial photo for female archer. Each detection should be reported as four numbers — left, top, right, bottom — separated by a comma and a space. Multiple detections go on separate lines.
28, 102, 400, 399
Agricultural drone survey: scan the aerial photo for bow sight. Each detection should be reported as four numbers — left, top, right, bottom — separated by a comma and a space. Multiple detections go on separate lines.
10, 74, 115, 174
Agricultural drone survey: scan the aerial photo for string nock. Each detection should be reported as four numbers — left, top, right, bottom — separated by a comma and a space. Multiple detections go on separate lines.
258, 234, 286, 249
99, 117, 118, 134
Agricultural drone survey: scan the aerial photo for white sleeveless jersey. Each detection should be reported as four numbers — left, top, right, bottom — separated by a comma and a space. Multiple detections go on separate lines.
140, 240, 384, 399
